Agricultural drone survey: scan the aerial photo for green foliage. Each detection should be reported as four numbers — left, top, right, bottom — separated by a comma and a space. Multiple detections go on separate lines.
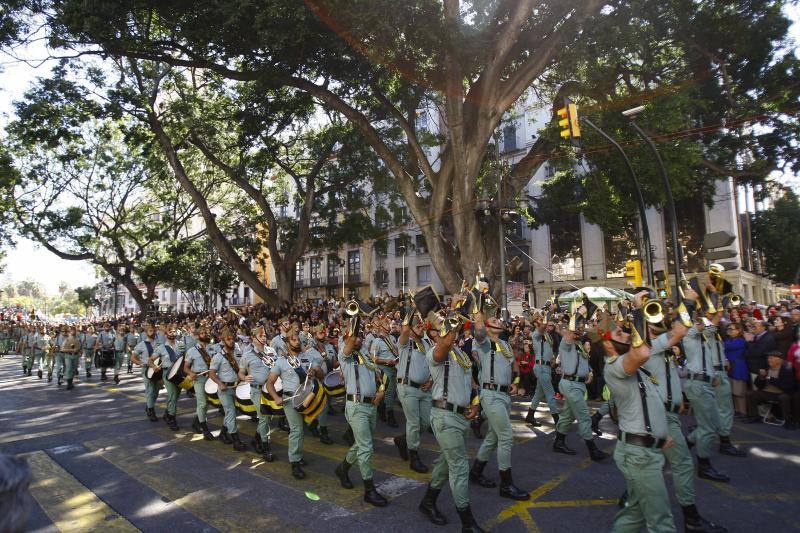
1, 280, 86, 317
751, 191, 800, 284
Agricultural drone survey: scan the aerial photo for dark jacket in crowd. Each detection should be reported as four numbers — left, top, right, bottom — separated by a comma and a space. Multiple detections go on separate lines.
746, 331, 776, 374
774, 327, 794, 357
754, 363, 796, 394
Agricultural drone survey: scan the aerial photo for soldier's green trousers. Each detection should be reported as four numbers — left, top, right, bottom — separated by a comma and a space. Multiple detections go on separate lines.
113, 350, 125, 375
684, 379, 721, 459
163, 377, 181, 415
377, 364, 397, 412
612, 439, 676, 533
528, 364, 558, 417
194, 376, 209, 423
33, 350, 45, 371
249, 384, 270, 441
64, 354, 80, 381
663, 411, 695, 506
22, 350, 33, 371
345, 401, 377, 479
476, 389, 514, 470
55, 352, 66, 379
283, 400, 305, 463
397, 383, 431, 451
219, 386, 237, 433
141, 367, 160, 409
316, 396, 330, 429
556, 379, 592, 440
83, 349, 94, 372
430, 407, 470, 509
714, 373, 734, 437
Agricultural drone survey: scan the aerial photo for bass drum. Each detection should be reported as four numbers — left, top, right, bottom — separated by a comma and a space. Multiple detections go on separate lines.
166, 355, 192, 390
145, 357, 163, 383
260, 378, 285, 417
322, 370, 345, 397
95, 349, 115, 369
235, 382, 256, 415
291, 379, 327, 424
204, 378, 220, 406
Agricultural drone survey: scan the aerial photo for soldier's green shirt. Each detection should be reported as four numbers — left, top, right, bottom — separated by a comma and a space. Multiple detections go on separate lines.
702, 325, 725, 372
133, 338, 156, 365
473, 337, 513, 386
240, 346, 270, 386
185, 344, 212, 373
558, 339, 591, 379
270, 355, 302, 393
338, 347, 379, 397
683, 326, 712, 375
370, 335, 399, 363
211, 350, 239, 383
98, 331, 115, 350
643, 332, 682, 409
299, 347, 324, 375
154, 341, 185, 374
532, 330, 555, 363
398, 336, 432, 384
604, 352, 668, 440
427, 345, 472, 408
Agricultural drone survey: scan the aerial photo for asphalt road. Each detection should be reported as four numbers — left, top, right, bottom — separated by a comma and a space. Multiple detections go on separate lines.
2, 352, 799, 532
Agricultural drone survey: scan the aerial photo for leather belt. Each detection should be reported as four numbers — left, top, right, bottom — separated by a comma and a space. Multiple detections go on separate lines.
713, 364, 724, 371
563, 375, 587, 383
482, 383, 510, 393
432, 399, 468, 416
222, 381, 236, 387
346, 394, 375, 404
618, 431, 667, 449
397, 377, 424, 388
664, 403, 681, 414
688, 373, 711, 383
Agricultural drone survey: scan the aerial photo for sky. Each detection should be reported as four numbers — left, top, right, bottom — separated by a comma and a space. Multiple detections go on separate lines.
0, 5, 799, 295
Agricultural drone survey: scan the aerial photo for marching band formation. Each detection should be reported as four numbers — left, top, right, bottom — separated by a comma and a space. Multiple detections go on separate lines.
3, 264, 755, 533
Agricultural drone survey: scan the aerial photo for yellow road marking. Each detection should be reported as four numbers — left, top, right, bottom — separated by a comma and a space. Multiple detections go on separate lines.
23, 450, 138, 532
734, 425, 800, 448
528, 498, 619, 508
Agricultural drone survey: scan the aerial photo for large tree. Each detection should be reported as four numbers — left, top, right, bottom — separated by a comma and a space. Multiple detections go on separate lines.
751, 190, 800, 284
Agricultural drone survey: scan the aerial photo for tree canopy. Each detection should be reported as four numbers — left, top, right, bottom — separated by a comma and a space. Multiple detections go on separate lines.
751, 190, 800, 284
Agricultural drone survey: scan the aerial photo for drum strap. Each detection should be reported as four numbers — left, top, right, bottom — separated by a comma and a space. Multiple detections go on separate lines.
380, 335, 398, 358
165, 345, 177, 363
198, 346, 211, 366
224, 348, 240, 373
144, 341, 154, 357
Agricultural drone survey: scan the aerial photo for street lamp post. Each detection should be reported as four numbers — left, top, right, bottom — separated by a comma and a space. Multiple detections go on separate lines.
623, 106, 682, 302
582, 117, 655, 287
399, 244, 407, 295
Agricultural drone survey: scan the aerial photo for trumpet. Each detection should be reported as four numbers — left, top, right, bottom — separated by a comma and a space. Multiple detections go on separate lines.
729, 294, 742, 307
345, 300, 360, 317
642, 298, 665, 325
440, 311, 464, 336
344, 299, 362, 338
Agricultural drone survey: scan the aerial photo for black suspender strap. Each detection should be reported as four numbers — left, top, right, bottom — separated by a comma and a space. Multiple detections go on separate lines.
403, 346, 412, 381
490, 342, 496, 384
635, 369, 653, 435
664, 357, 673, 405
354, 353, 362, 398
573, 345, 581, 376
701, 341, 707, 374
539, 337, 545, 364
443, 357, 450, 401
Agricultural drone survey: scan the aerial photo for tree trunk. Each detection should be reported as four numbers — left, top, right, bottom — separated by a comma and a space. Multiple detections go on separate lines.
274, 267, 294, 306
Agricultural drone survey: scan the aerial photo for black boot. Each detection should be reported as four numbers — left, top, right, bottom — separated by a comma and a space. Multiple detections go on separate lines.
552, 432, 576, 455
166, 413, 179, 431
66, 379, 74, 390
387, 410, 399, 428
101, 371, 107, 381
697, 457, 729, 482
409, 450, 428, 473
418, 485, 447, 525
552, 412, 560, 425
469, 459, 497, 488
617, 490, 628, 508
585, 439, 609, 461
38, 369, 43, 379
319, 426, 333, 445
192, 416, 202, 434
291, 461, 306, 480
200, 421, 214, 441
58, 375, 63, 386
114, 374, 120, 384
363, 478, 388, 507
499, 469, 530, 501
378, 402, 387, 422
86, 369, 91, 379
252, 432, 265, 453
261, 440, 275, 462
219, 426, 233, 444
682, 504, 728, 532
591, 412, 603, 436
394, 434, 409, 460
308, 419, 321, 437
335, 460, 354, 489
231, 431, 247, 451
146, 408, 158, 422
471, 417, 484, 438
718, 436, 747, 457
343, 426, 355, 446
127, 363, 133, 374
457, 505, 485, 533
525, 410, 542, 427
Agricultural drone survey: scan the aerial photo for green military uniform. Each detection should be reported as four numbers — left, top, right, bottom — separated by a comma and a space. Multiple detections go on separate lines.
605, 351, 676, 533
396, 335, 432, 459
113, 332, 127, 378
707, 327, 733, 437
240, 346, 272, 445
61, 335, 82, 387
428, 345, 473, 510
527, 329, 558, 420
270, 353, 305, 463
555, 338, 593, 440
54, 332, 66, 384
683, 327, 722, 459
186, 344, 213, 423
475, 338, 515, 469
371, 334, 399, 422
134, 337, 161, 411
37, 332, 53, 379
300, 346, 328, 430
98, 330, 115, 378
125, 330, 139, 372
211, 348, 242, 435
21, 330, 34, 375
154, 340, 185, 418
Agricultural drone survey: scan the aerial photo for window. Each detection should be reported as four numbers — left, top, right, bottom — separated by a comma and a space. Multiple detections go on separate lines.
416, 111, 428, 132
417, 265, 431, 284
550, 214, 583, 281
394, 235, 410, 257
327, 257, 340, 278
347, 250, 360, 277
415, 234, 427, 254
310, 257, 321, 281
295, 260, 304, 282
278, 205, 288, 218
395, 267, 408, 289
243, 286, 250, 301
503, 123, 517, 152
545, 164, 555, 179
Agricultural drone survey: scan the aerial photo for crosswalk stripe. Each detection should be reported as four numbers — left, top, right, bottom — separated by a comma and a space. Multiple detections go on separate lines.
22, 451, 138, 532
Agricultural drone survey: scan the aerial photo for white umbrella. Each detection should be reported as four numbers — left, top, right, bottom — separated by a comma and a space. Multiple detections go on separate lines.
557, 286, 633, 312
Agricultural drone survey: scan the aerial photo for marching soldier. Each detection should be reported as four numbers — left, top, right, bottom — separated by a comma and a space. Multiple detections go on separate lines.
61, 327, 82, 390
209, 329, 248, 451
98, 323, 115, 381
152, 325, 185, 431
334, 322, 388, 507
132, 324, 161, 421
80, 325, 96, 379
112, 325, 127, 384
314, 324, 339, 416
238, 328, 275, 461
300, 331, 334, 445
552, 315, 609, 461
370, 317, 400, 428
53, 326, 67, 386
394, 315, 433, 473
470, 312, 530, 499
18, 325, 32, 376
125, 325, 139, 374
525, 318, 559, 427
270, 317, 291, 356
184, 326, 216, 441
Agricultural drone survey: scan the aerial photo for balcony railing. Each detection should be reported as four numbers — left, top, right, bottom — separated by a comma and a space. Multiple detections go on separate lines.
310, 277, 322, 287
295, 279, 307, 288
347, 272, 362, 284
326, 275, 341, 286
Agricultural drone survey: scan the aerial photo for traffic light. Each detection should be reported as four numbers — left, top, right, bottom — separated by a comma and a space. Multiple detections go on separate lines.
654, 269, 671, 300
625, 259, 643, 287
556, 97, 581, 146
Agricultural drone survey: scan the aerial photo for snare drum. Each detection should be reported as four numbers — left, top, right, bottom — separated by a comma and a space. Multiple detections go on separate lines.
204, 378, 220, 406
145, 357, 163, 383
260, 379, 285, 417
96, 349, 115, 369
322, 370, 345, 397
291, 379, 327, 424
166, 355, 192, 389
235, 382, 256, 414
